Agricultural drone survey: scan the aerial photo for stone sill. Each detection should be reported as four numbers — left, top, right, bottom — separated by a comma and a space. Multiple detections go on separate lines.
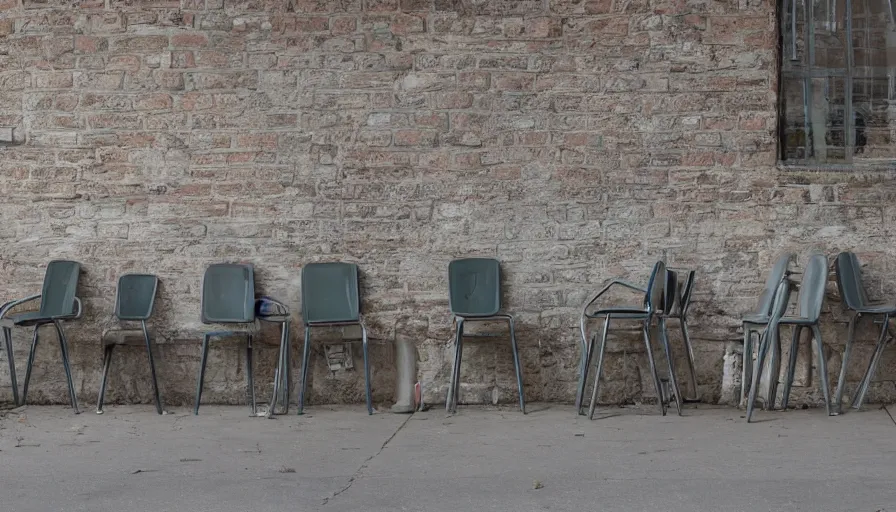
777, 160, 896, 173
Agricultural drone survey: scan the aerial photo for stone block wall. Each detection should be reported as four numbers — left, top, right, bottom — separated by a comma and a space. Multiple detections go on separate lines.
1, 0, 895, 409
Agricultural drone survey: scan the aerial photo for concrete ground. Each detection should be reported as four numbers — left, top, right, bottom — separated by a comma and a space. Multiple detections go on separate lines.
0, 403, 894, 512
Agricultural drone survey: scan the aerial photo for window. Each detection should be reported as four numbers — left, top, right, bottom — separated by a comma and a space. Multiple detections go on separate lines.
779, 0, 896, 166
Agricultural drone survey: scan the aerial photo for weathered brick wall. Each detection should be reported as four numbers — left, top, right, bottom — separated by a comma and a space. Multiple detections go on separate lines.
1, 0, 895, 409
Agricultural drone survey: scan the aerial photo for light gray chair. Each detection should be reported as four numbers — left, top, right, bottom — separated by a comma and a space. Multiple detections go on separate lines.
747, 253, 832, 422
97, 274, 163, 415
0, 260, 82, 412
740, 253, 795, 406
833, 252, 896, 413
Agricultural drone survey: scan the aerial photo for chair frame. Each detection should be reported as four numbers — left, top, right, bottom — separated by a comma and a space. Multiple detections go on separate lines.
96, 274, 163, 415
0, 260, 83, 413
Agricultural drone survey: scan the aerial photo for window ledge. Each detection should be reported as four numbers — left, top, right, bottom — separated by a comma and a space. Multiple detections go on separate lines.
777, 161, 896, 173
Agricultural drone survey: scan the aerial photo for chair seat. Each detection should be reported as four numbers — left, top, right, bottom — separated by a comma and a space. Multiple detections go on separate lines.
587, 307, 648, 319
776, 315, 816, 326
0, 311, 55, 327
742, 313, 770, 324
856, 303, 896, 315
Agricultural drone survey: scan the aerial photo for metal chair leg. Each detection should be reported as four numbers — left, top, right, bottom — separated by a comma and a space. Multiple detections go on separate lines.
53, 320, 79, 414
246, 334, 256, 416
4, 327, 19, 406
587, 315, 611, 420
361, 323, 373, 415
659, 318, 683, 416
811, 325, 832, 416
780, 325, 802, 410
21, 326, 40, 404
193, 333, 211, 415
642, 318, 666, 416
298, 326, 312, 415
576, 331, 595, 415
142, 321, 163, 415
766, 324, 782, 411
834, 313, 859, 415
851, 316, 890, 410
267, 322, 288, 418
450, 319, 465, 413
507, 316, 525, 414
283, 321, 291, 413
747, 327, 774, 422
680, 319, 699, 401
741, 326, 753, 408
96, 345, 114, 414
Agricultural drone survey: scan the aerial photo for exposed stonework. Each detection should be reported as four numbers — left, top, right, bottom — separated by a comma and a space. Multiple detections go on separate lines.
0, 0, 895, 410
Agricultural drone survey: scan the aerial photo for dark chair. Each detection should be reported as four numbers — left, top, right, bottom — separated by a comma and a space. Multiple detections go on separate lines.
663, 268, 699, 401
298, 262, 372, 415
740, 253, 795, 406
0, 260, 82, 412
746, 253, 832, 422
833, 252, 896, 413
194, 264, 258, 415
445, 258, 524, 414
96, 274, 163, 415
580, 261, 681, 419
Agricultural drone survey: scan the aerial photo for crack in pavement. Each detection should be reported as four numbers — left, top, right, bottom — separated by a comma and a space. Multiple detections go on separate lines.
320, 414, 413, 506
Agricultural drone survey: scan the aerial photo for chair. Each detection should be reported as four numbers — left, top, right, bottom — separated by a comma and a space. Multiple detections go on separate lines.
833, 252, 896, 413
0, 260, 82, 412
579, 261, 681, 419
740, 253, 795, 406
194, 264, 258, 415
298, 262, 372, 415
663, 268, 699, 401
746, 253, 832, 422
96, 274, 163, 415
445, 258, 524, 414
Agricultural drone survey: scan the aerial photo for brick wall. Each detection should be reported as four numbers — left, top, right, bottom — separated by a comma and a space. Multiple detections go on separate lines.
1, 0, 895, 409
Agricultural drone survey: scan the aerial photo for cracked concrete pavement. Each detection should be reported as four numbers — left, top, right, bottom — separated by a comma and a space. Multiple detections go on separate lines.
1, 404, 895, 512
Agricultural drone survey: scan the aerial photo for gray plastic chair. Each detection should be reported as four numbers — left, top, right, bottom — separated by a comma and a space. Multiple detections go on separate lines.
194, 264, 258, 415
298, 262, 372, 415
740, 253, 795, 406
96, 274, 162, 415
834, 252, 896, 413
0, 260, 82, 412
445, 258, 525, 414
746, 253, 832, 422
579, 261, 681, 419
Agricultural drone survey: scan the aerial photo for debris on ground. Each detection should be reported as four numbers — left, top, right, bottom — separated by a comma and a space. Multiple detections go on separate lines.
278, 466, 296, 473
532, 480, 544, 490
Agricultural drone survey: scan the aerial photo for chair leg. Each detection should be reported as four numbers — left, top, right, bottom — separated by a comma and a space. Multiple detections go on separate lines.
642, 318, 666, 416
53, 320, 79, 414
507, 316, 525, 414
659, 318, 683, 416
246, 335, 256, 416
741, 326, 753, 408
747, 326, 775, 423
680, 319, 699, 401
142, 322, 163, 415
766, 324, 782, 411
575, 332, 595, 415
851, 315, 890, 410
193, 333, 211, 415
834, 313, 859, 415
21, 326, 40, 405
811, 325, 832, 416
283, 321, 291, 413
298, 326, 312, 415
780, 325, 802, 410
267, 322, 287, 418
4, 327, 19, 407
361, 323, 373, 415
450, 319, 465, 413
96, 345, 114, 414
587, 315, 611, 420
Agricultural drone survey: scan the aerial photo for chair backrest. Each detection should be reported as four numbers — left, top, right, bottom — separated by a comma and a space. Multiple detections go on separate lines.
835, 251, 869, 311
643, 261, 667, 315
201, 264, 255, 324
448, 258, 501, 317
753, 253, 794, 316
663, 269, 696, 318
39, 260, 81, 318
115, 274, 159, 321
796, 253, 829, 322
301, 262, 361, 324
768, 277, 793, 323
